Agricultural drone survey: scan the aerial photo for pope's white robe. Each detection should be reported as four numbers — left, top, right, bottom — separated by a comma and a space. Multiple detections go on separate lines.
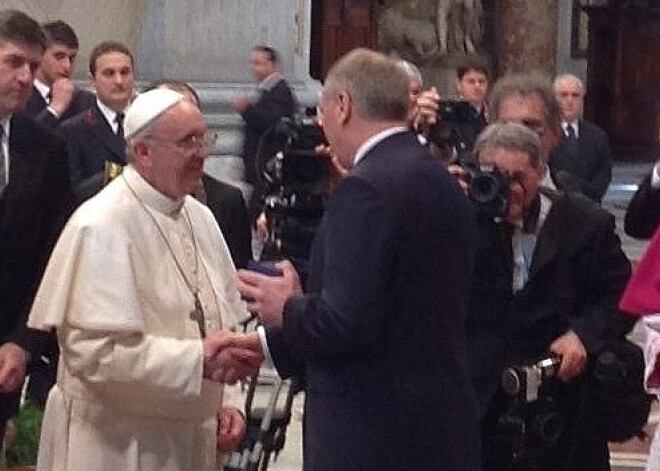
28, 165, 248, 471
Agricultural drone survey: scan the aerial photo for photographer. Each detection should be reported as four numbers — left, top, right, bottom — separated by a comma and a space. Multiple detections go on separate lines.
424, 60, 489, 162
464, 122, 632, 470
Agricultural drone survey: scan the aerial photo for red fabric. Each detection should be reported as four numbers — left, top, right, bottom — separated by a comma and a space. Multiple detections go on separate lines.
620, 225, 660, 316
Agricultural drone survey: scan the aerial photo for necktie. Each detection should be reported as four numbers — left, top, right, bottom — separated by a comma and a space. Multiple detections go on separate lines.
0, 126, 6, 196
115, 112, 125, 138
566, 124, 576, 139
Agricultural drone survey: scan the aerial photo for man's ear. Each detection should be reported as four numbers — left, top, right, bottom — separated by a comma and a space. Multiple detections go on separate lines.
336, 90, 352, 126
132, 140, 153, 169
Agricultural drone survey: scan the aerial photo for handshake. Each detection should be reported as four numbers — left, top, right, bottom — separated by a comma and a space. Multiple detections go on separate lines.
202, 331, 264, 384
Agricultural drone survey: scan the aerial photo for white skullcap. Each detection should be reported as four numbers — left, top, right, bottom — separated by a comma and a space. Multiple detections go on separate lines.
124, 89, 184, 139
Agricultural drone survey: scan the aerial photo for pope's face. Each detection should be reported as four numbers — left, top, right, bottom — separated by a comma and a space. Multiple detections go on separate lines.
143, 101, 210, 199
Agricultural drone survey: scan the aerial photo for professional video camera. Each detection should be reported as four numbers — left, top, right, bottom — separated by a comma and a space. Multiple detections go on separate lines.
496, 356, 565, 468
462, 163, 511, 219
254, 114, 330, 267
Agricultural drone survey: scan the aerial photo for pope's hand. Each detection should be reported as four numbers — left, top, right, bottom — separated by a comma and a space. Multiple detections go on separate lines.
217, 406, 247, 453
203, 331, 263, 384
0, 343, 27, 393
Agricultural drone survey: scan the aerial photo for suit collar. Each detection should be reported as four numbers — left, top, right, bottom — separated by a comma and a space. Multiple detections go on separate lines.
353, 126, 409, 166
87, 104, 126, 160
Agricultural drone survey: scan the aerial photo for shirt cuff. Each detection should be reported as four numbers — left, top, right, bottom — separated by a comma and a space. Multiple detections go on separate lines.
652, 163, 660, 189
256, 325, 276, 370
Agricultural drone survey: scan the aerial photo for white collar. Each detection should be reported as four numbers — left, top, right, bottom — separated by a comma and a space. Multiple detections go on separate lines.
96, 98, 125, 130
33, 79, 50, 101
259, 72, 283, 91
0, 115, 10, 138
354, 127, 409, 166
122, 164, 185, 216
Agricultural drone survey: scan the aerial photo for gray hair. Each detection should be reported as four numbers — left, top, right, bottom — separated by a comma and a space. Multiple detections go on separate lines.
397, 60, 423, 86
488, 72, 562, 130
554, 73, 584, 95
323, 48, 410, 122
475, 122, 542, 168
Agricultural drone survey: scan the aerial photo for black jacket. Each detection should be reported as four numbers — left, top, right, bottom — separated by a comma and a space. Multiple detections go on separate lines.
265, 131, 481, 470
24, 86, 94, 129
61, 103, 126, 188
468, 191, 632, 470
0, 114, 72, 421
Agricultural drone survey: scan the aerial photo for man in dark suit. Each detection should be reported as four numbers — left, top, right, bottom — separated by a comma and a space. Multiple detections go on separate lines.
23, 20, 94, 128
62, 41, 134, 188
0, 10, 72, 439
550, 74, 612, 202
202, 173, 252, 269
235, 49, 480, 470
233, 45, 296, 218
467, 122, 631, 470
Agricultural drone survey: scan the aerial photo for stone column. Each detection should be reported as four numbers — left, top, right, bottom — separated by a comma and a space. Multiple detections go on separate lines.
497, 0, 559, 76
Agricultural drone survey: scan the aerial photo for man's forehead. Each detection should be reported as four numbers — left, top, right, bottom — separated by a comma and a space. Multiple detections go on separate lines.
498, 93, 545, 121
0, 39, 43, 57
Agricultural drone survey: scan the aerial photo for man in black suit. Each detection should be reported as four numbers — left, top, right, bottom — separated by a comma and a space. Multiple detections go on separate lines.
23, 20, 94, 128
466, 122, 631, 470
550, 74, 612, 202
62, 41, 134, 188
0, 10, 72, 439
235, 49, 480, 470
233, 45, 296, 218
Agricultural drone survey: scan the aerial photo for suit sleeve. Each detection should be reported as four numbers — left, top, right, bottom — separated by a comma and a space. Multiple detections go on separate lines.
625, 173, 660, 239
570, 214, 633, 349
273, 177, 395, 363
581, 129, 612, 202
9, 133, 73, 356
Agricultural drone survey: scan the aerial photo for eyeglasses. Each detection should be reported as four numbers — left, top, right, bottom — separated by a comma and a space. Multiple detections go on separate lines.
146, 130, 216, 152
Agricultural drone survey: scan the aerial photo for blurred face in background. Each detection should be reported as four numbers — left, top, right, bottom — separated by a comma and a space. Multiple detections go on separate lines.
90, 51, 134, 111
555, 78, 583, 124
38, 42, 77, 84
250, 50, 277, 83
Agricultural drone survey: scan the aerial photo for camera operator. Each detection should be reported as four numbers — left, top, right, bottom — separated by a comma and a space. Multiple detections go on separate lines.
464, 122, 632, 470
423, 60, 489, 162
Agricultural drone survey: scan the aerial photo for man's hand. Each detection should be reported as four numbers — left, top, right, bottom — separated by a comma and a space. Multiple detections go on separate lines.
550, 330, 587, 381
49, 78, 75, 117
232, 94, 250, 114
0, 343, 27, 394
237, 260, 302, 328
203, 331, 263, 384
447, 164, 469, 195
412, 86, 440, 133
217, 406, 247, 453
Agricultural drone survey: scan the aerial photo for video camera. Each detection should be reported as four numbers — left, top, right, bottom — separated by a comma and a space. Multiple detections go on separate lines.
255, 114, 330, 266
496, 356, 566, 467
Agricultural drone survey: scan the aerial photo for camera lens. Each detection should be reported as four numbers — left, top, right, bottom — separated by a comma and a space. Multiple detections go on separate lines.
470, 173, 499, 204
502, 367, 522, 396
532, 411, 564, 445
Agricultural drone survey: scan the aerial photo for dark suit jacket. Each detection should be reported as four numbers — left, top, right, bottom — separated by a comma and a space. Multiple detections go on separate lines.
266, 131, 481, 471
23, 86, 94, 129
624, 172, 660, 239
241, 78, 296, 186
61, 103, 126, 188
468, 191, 632, 470
201, 174, 252, 269
0, 114, 72, 421
549, 120, 613, 202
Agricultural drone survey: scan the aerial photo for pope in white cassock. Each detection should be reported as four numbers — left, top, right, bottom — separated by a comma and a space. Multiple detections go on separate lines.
27, 89, 262, 471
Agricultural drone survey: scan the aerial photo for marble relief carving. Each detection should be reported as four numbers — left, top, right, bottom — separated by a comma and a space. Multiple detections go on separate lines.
378, 0, 484, 62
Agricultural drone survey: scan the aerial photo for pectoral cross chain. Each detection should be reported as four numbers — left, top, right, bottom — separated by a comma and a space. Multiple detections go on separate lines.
189, 295, 206, 339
